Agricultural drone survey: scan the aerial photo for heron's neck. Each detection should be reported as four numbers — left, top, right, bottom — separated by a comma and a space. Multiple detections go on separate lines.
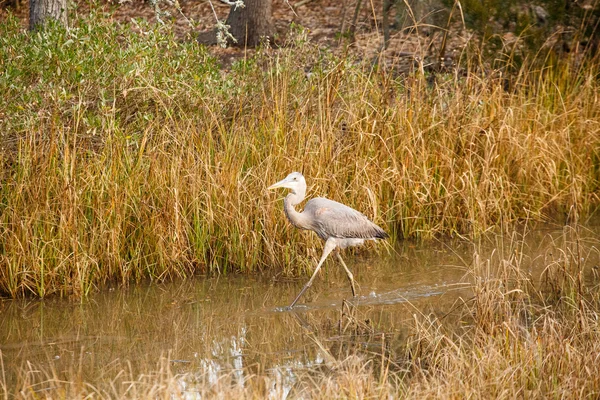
284, 190, 309, 230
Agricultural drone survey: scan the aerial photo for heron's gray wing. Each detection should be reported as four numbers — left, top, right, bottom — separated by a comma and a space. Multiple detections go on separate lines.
303, 197, 388, 240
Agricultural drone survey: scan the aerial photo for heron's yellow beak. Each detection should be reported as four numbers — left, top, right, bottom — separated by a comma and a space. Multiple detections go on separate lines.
267, 180, 286, 190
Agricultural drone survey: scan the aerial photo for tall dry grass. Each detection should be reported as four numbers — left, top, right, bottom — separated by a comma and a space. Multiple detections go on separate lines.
3, 226, 599, 398
402, 224, 600, 398
0, 13, 599, 297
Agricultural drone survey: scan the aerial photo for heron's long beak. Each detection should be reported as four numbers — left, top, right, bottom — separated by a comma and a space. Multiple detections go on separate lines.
267, 179, 286, 190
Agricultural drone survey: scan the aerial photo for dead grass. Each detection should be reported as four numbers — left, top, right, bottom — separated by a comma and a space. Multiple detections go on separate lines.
402, 224, 600, 398
0, 13, 599, 297
2, 226, 599, 399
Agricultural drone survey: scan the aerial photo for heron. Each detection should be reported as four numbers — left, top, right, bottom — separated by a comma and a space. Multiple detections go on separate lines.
268, 172, 389, 308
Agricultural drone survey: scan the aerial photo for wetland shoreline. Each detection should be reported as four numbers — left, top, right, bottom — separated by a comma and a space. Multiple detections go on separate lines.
2, 223, 599, 398
1, 12, 599, 298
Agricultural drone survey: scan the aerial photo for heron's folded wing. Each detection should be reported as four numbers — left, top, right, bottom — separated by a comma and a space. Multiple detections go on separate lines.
304, 198, 387, 240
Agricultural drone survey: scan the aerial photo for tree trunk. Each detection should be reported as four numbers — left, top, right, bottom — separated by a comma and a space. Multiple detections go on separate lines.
29, 0, 67, 30
225, 0, 274, 47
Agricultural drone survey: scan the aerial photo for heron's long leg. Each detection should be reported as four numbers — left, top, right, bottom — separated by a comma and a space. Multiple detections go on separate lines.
336, 252, 357, 297
290, 239, 337, 308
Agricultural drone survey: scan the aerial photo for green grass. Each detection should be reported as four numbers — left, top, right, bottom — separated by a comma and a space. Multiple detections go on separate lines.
0, 11, 599, 297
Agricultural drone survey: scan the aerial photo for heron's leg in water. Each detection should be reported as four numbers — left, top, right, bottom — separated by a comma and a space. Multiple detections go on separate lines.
336, 252, 357, 297
290, 238, 337, 308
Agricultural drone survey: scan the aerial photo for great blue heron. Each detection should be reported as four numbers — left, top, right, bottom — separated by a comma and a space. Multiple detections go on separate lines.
268, 172, 389, 308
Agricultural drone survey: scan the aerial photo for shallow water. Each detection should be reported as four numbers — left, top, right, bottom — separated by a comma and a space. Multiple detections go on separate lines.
1, 222, 599, 396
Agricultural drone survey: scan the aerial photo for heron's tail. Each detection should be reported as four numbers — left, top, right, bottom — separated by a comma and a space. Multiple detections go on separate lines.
374, 225, 389, 240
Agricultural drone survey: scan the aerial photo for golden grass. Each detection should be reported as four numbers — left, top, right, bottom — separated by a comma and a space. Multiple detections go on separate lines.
3, 226, 599, 399
0, 14, 599, 297
402, 225, 600, 398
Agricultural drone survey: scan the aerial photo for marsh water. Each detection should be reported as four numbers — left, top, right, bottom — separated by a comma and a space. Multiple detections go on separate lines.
2, 223, 599, 396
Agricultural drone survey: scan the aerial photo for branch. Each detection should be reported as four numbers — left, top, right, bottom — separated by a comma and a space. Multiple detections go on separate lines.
217, 0, 245, 9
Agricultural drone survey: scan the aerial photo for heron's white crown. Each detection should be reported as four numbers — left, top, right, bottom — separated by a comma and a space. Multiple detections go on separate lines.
268, 172, 306, 192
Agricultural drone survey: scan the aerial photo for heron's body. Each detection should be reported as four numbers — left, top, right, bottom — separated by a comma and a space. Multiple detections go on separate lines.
286, 196, 388, 246
268, 172, 388, 308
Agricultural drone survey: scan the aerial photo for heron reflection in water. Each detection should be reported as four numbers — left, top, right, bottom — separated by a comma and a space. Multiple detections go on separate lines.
268, 172, 388, 308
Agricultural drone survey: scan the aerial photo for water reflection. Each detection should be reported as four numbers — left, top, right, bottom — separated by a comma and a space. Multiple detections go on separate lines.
1, 222, 599, 396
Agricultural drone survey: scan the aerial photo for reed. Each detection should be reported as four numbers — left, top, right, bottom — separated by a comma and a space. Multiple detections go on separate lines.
3, 228, 599, 398
402, 224, 600, 398
0, 13, 599, 297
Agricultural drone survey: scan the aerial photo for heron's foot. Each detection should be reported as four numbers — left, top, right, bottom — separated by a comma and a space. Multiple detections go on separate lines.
285, 303, 309, 311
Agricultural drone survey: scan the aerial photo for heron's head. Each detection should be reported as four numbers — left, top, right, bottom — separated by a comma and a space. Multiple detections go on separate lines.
268, 172, 306, 194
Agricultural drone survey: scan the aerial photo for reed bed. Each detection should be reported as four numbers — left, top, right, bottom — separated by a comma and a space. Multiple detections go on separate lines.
0, 13, 599, 297
3, 226, 599, 398
402, 224, 600, 398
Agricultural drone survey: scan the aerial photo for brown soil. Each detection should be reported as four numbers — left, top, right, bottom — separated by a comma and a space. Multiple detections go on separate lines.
1, 0, 473, 71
